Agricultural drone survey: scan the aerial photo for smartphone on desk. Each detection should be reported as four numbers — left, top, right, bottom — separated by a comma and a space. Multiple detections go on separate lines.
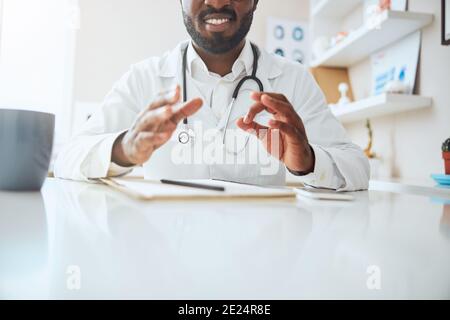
295, 187, 355, 201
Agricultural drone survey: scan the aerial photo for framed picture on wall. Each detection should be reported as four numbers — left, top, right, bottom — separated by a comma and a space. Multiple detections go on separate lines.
443, 0, 450, 45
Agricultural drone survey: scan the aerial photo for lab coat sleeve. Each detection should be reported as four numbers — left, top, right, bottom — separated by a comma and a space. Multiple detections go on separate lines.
289, 67, 370, 191
54, 64, 147, 181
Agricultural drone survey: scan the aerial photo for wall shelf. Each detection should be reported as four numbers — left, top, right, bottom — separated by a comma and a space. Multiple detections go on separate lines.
311, 0, 362, 20
311, 10, 434, 67
331, 93, 432, 124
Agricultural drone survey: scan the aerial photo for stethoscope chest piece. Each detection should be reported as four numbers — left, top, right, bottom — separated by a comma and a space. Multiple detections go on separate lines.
178, 126, 195, 145
179, 42, 263, 153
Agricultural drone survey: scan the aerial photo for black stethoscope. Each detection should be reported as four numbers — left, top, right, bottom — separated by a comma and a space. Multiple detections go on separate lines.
178, 43, 264, 149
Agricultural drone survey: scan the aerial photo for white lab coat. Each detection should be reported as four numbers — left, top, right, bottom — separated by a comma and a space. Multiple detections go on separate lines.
55, 40, 369, 191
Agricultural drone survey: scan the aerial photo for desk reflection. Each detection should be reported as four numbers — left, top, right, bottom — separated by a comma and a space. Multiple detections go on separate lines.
43, 180, 314, 299
440, 203, 450, 239
2, 179, 448, 299
41, 180, 372, 299
0, 191, 48, 298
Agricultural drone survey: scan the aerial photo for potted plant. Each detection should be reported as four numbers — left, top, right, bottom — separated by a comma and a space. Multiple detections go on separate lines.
364, 120, 382, 179
443, 138, 450, 175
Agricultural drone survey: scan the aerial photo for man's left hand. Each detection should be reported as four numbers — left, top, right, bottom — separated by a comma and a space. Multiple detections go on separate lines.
237, 92, 315, 175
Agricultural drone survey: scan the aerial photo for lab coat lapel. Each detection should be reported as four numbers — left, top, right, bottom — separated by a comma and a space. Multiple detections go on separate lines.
184, 76, 219, 129
258, 49, 283, 90
254, 51, 283, 124
159, 41, 218, 129
215, 49, 283, 131
159, 43, 284, 131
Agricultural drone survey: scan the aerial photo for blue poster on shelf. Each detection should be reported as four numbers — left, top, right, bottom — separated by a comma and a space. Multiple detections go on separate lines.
371, 30, 421, 95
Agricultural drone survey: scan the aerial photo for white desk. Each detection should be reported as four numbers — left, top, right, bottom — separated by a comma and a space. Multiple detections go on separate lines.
1, 178, 450, 299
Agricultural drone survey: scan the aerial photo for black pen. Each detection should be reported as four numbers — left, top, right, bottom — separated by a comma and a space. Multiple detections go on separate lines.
160, 179, 226, 192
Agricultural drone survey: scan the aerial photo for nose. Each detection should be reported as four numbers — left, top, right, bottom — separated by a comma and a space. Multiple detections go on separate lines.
204, 0, 232, 9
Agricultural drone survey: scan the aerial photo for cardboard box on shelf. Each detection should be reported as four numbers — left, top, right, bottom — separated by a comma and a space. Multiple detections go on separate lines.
309, 67, 354, 105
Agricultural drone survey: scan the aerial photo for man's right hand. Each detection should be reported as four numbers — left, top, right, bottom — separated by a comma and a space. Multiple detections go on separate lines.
112, 86, 203, 167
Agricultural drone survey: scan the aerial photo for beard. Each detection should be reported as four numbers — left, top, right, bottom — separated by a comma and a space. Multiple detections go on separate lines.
182, 7, 254, 55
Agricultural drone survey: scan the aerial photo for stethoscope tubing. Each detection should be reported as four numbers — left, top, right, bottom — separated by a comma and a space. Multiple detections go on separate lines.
179, 43, 264, 151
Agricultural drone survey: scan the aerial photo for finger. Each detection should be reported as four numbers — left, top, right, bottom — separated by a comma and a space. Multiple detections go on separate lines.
135, 86, 181, 123
148, 130, 176, 150
157, 85, 180, 100
244, 101, 279, 124
251, 92, 293, 116
260, 94, 293, 116
236, 118, 269, 141
138, 97, 202, 133
170, 98, 203, 124
244, 99, 295, 126
250, 91, 289, 103
268, 119, 299, 140
146, 86, 181, 113
250, 92, 297, 124
243, 102, 266, 124
136, 131, 172, 151
136, 105, 174, 132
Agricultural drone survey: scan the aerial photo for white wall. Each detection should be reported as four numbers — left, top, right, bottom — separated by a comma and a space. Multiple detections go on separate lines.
0, 0, 78, 143
346, 0, 450, 180
74, 0, 309, 103
5, 0, 445, 181
0, 0, 4, 50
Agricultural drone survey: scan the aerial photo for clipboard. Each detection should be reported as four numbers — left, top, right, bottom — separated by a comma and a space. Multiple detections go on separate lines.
98, 177, 296, 202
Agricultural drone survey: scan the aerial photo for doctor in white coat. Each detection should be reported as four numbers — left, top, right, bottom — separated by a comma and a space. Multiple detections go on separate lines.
55, 0, 369, 191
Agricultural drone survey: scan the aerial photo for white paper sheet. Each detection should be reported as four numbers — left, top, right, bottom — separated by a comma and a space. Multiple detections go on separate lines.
105, 178, 295, 201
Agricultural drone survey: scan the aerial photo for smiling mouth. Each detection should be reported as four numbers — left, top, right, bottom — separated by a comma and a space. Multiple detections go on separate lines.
202, 12, 235, 27
205, 18, 231, 26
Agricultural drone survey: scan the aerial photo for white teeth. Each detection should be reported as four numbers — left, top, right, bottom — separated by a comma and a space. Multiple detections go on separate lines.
206, 18, 230, 25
